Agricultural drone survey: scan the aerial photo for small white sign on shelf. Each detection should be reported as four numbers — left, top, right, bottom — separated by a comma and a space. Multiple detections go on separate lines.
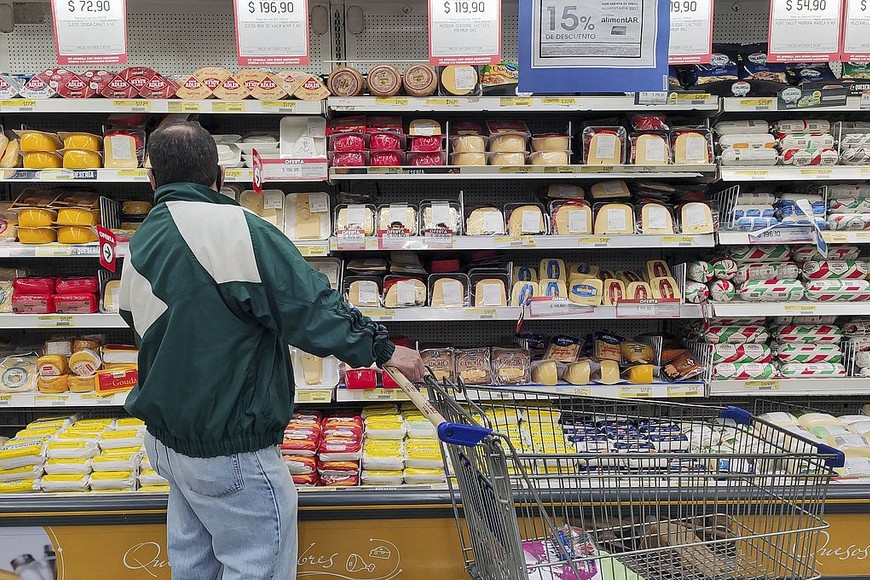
616, 299, 681, 318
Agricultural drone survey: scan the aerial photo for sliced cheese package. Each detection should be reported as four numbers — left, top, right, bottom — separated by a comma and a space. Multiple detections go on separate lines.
550, 200, 592, 235
466, 207, 505, 235
506, 204, 546, 235
384, 277, 426, 307
428, 275, 468, 308
681, 203, 715, 234
284, 193, 330, 240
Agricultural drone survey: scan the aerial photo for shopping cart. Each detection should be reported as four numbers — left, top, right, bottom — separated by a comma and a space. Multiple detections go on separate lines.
385, 367, 845, 580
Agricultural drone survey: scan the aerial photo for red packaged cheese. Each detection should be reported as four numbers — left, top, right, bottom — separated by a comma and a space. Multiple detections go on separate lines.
56, 73, 96, 99
14, 277, 55, 294
118, 67, 158, 94
409, 152, 445, 166
138, 75, 178, 100
369, 133, 402, 151
54, 294, 98, 314
100, 75, 138, 99
83, 70, 115, 93
332, 152, 366, 167
370, 151, 402, 167
331, 134, 366, 152
12, 294, 55, 314
56, 276, 99, 295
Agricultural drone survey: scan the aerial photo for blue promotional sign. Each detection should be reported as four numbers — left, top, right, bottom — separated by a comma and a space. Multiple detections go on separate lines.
518, 0, 670, 93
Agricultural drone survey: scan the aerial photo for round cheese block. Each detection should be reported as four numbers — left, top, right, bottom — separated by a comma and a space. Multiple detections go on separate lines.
712, 258, 737, 280
687, 261, 714, 283
453, 135, 486, 153
489, 134, 526, 153
709, 279, 736, 302
174, 75, 211, 100
403, 64, 438, 97
367, 64, 402, 97
452, 153, 486, 166
327, 66, 365, 97
530, 151, 569, 166
532, 134, 570, 152
489, 152, 525, 166
441, 65, 478, 96
212, 75, 247, 100
193, 67, 232, 94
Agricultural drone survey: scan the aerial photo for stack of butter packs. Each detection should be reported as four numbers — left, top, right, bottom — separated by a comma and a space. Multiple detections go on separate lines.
361, 403, 445, 486
684, 244, 870, 305
0, 415, 168, 494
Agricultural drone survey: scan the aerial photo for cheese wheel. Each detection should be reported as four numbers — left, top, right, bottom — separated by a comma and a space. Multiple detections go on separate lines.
18, 208, 55, 228
532, 135, 570, 152
452, 153, 486, 166
62, 133, 101, 151
431, 278, 466, 308
508, 206, 545, 235
441, 65, 478, 96
367, 64, 402, 97
68, 375, 95, 393
552, 203, 592, 235
38, 375, 69, 394
531, 151, 570, 165
453, 136, 486, 153
37, 355, 68, 377
327, 66, 365, 97
57, 208, 98, 227
511, 281, 537, 306
403, 64, 438, 97
474, 279, 506, 306
69, 349, 101, 376
490, 152, 525, 166
348, 280, 380, 307
489, 134, 526, 153
586, 133, 622, 165
18, 227, 56, 244
62, 150, 101, 169
23, 152, 62, 169
18, 131, 61, 152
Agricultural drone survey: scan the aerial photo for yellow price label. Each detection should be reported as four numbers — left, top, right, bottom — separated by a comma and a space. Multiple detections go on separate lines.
296, 389, 333, 404
785, 304, 816, 312
579, 165, 614, 173
425, 98, 460, 106
745, 380, 780, 390
500, 97, 532, 107
362, 388, 404, 401
261, 100, 297, 111
672, 92, 712, 103
494, 236, 535, 247
0, 99, 36, 109
497, 166, 533, 173
466, 308, 497, 319
738, 97, 775, 109
299, 244, 328, 257
211, 101, 246, 113
568, 387, 592, 396
667, 385, 702, 397
542, 166, 574, 174
579, 236, 612, 246
541, 97, 577, 106
375, 97, 409, 106
799, 168, 832, 176
363, 309, 394, 319
662, 235, 695, 245
856, 232, 870, 240
223, 168, 244, 179
167, 101, 201, 113
0, 394, 12, 404
34, 394, 64, 404
36, 170, 72, 181
37, 315, 75, 328
826, 233, 850, 243
35, 246, 73, 258
113, 100, 151, 111
117, 169, 149, 178
619, 386, 652, 398
735, 170, 769, 178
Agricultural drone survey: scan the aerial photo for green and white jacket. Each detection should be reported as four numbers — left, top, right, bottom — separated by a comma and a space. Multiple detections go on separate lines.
119, 182, 395, 458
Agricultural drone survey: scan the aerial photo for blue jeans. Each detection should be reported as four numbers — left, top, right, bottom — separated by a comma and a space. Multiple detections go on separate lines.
144, 432, 298, 580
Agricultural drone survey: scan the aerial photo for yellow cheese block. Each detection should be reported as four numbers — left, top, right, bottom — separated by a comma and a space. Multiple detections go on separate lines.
539, 279, 567, 298
539, 259, 566, 281
68, 375, 95, 393
552, 203, 592, 235
58, 226, 97, 244
19, 131, 61, 152
474, 279, 507, 306
38, 374, 69, 394
102, 279, 121, 313
598, 359, 621, 384
452, 152, 486, 166
626, 364, 654, 383
673, 132, 710, 164
513, 266, 537, 282
640, 204, 674, 234
568, 273, 596, 286
63, 150, 102, 169
466, 208, 505, 235
532, 151, 572, 167
18, 208, 55, 228
603, 279, 626, 306
300, 353, 323, 385
590, 180, 630, 200
593, 204, 635, 234
57, 208, 98, 227
626, 281, 653, 300
490, 152, 525, 166
681, 202, 715, 234
568, 279, 603, 306
239, 190, 281, 228
69, 349, 101, 377
453, 135, 486, 153
586, 133, 622, 165
104, 135, 139, 169
564, 361, 591, 385
385, 279, 426, 307
650, 276, 680, 300
23, 152, 62, 169
532, 361, 559, 386
645, 260, 672, 280
634, 134, 670, 165
508, 206, 545, 236
62, 133, 102, 151
0, 139, 20, 168
489, 134, 526, 153
336, 206, 374, 235
348, 280, 380, 307
510, 281, 537, 306
431, 278, 466, 308
18, 227, 56, 244
37, 355, 68, 377
569, 263, 599, 278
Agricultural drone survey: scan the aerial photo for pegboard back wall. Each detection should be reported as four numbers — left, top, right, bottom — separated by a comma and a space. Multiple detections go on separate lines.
1, 0, 333, 75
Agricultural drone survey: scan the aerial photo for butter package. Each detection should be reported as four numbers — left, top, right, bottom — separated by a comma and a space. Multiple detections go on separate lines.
711, 344, 773, 364
775, 324, 843, 344
776, 344, 843, 364
712, 362, 778, 380
738, 279, 805, 302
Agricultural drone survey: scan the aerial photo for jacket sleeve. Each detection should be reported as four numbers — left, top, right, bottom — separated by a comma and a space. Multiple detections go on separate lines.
232, 216, 395, 368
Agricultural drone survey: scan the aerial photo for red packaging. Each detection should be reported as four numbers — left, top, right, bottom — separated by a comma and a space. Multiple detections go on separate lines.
328, 116, 367, 135
319, 473, 359, 486
56, 73, 96, 99
332, 134, 366, 152
630, 114, 670, 132
293, 410, 322, 422
100, 75, 138, 99
13, 278, 55, 294
382, 370, 400, 388
83, 70, 115, 93
279, 439, 318, 457
320, 439, 362, 455
12, 294, 55, 314
35, 68, 72, 91
317, 459, 359, 473
282, 455, 317, 474
323, 414, 361, 426
366, 116, 403, 134
410, 136, 442, 152
322, 425, 363, 439
344, 368, 378, 389
95, 368, 137, 396
409, 152, 444, 166
369, 133, 402, 151
139, 75, 179, 99
119, 67, 158, 94
54, 294, 98, 314
56, 276, 99, 295
332, 152, 366, 167
292, 472, 319, 486
283, 427, 321, 441
371, 151, 402, 167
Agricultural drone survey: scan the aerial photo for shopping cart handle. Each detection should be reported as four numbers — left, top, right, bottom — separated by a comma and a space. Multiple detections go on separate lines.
438, 422, 492, 447
817, 443, 847, 469
720, 406, 753, 426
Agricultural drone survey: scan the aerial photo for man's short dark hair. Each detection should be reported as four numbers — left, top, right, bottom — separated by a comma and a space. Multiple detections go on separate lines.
148, 122, 219, 188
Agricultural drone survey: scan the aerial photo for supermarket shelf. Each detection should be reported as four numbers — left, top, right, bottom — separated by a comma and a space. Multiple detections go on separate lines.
0, 314, 127, 329
720, 166, 870, 182
327, 94, 719, 113
717, 229, 870, 246
358, 304, 704, 322
712, 301, 870, 318
0, 391, 129, 408
710, 378, 870, 397
332, 233, 715, 251
295, 387, 335, 404
0, 167, 328, 183
335, 382, 706, 402
0, 98, 323, 115
722, 96, 867, 113
329, 165, 716, 180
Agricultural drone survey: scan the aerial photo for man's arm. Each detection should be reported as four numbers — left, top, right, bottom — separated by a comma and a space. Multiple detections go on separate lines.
234, 216, 423, 380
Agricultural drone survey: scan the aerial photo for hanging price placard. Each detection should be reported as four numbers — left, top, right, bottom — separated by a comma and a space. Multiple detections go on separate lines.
233, 0, 310, 66
428, 0, 502, 65
49, 0, 128, 64
668, 0, 715, 64
842, 0, 870, 61
768, 0, 843, 62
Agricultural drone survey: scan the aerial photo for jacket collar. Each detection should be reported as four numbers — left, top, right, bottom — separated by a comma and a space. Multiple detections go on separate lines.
154, 182, 240, 207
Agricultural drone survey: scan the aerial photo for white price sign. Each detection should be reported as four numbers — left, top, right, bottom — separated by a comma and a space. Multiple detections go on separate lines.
50, 0, 128, 65
842, 0, 870, 61
768, 0, 843, 62
668, 0, 714, 64
428, 0, 502, 65
233, 0, 309, 66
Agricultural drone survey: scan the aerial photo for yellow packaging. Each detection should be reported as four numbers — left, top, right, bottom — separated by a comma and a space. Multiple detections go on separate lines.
18, 228, 57, 244
57, 208, 98, 227
138, 484, 170, 492
62, 150, 102, 169
68, 375, 95, 393
37, 374, 69, 394
18, 131, 61, 152
0, 479, 38, 493
37, 354, 68, 377
626, 364, 655, 383
57, 226, 98, 244
18, 208, 56, 228
23, 151, 62, 169
61, 133, 102, 151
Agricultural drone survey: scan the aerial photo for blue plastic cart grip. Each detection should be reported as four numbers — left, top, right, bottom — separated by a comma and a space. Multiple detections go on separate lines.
817, 443, 846, 469
438, 422, 491, 447
719, 406, 753, 426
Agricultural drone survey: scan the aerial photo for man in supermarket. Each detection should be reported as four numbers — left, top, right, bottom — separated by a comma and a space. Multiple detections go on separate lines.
118, 121, 425, 580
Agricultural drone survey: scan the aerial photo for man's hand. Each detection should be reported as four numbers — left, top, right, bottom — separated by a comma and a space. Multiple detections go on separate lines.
385, 346, 425, 382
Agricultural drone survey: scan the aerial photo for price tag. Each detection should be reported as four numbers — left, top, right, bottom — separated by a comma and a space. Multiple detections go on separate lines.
579, 236, 611, 247
568, 387, 592, 396
619, 386, 653, 398
168, 101, 201, 113
748, 227, 814, 244
526, 297, 595, 318
211, 102, 247, 113
785, 304, 816, 313
362, 310, 395, 321
426, 97, 462, 107
667, 384, 702, 397
117, 169, 149, 180
661, 235, 695, 246
494, 236, 535, 248
746, 379, 781, 390
842, 0, 870, 60
97, 225, 117, 273
737, 97, 776, 111
541, 97, 578, 106
826, 232, 850, 243
50, 0, 128, 64
37, 315, 75, 328
499, 97, 533, 107
233, 0, 310, 66
0, 100, 36, 111
636, 92, 670, 106
428, 0, 502, 65
34, 245, 73, 258
616, 299, 681, 318
668, 0, 714, 64
296, 389, 333, 404
423, 230, 454, 248
112, 100, 151, 112
734, 169, 770, 179
34, 394, 66, 406
0, 395, 11, 406
362, 388, 405, 401
466, 308, 497, 319
260, 100, 297, 112
374, 97, 410, 106
297, 243, 328, 257
768, 0, 843, 62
